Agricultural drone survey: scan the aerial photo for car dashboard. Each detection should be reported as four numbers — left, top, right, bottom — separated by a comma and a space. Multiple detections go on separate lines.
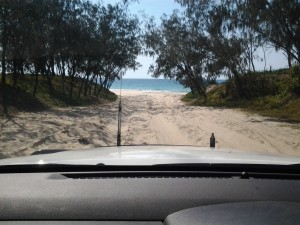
1, 165, 300, 224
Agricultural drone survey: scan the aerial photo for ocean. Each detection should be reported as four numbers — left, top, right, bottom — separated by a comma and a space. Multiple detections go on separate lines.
110, 79, 190, 93
110, 78, 226, 93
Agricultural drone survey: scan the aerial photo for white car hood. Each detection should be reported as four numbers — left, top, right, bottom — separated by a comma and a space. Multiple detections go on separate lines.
0, 145, 300, 166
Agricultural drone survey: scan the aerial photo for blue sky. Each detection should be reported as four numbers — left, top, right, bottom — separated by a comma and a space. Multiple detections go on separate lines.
101, 0, 288, 79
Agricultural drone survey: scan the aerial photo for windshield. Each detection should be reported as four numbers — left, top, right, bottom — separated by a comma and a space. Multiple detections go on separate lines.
0, 0, 299, 164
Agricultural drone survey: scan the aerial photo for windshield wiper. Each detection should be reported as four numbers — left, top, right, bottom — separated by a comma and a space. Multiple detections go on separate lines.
2, 162, 300, 178
2, 163, 300, 180
152, 163, 300, 174
0, 163, 105, 173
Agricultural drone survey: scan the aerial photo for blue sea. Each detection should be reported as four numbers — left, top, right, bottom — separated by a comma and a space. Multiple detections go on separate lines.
110, 79, 226, 93
110, 79, 190, 93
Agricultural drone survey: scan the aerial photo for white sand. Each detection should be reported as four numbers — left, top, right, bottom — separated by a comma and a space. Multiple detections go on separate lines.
1, 90, 300, 158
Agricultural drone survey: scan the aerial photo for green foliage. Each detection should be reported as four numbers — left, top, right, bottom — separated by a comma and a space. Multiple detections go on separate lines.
171, 0, 300, 100
225, 73, 278, 99
144, 12, 209, 99
219, 68, 300, 99
268, 66, 300, 97
0, 0, 140, 115
288, 66, 300, 96
244, 96, 300, 123
0, 74, 117, 115
182, 70, 300, 122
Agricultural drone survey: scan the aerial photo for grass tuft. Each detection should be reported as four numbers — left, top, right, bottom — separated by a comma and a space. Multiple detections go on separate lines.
182, 84, 300, 123
0, 75, 117, 116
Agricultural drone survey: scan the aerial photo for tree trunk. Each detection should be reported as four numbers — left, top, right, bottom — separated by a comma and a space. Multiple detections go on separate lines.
69, 56, 77, 99
1, 14, 8, 116
78, 76, 85, 98
12, 58, 18, 87
61, 58, 66, 95
20, 62, 25, 76
192, 77, 207, 101
45, 63, 54, 94
251, 58, 256, 72
33, 61, 40, 96
1, 49, 8, 116
69, 67, 76, 99
234, 73, 244, 98
51, 56, 55, 77
69, 74, 74, 99
287, 51, 292, 68
84, 75, 90, 97
33, 73, 39, 96
89, 80, 93, 96
93, 77, 98, 96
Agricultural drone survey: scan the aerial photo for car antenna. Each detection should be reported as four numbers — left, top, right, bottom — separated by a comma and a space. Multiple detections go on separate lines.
210, 133, 215, 148
117, 71, 123, 146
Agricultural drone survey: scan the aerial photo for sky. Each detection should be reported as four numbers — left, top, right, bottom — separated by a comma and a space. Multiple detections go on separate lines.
101, 0, 289, 79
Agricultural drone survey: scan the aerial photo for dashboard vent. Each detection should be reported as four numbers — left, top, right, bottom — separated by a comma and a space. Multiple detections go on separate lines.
62, 172, 234, 179
58, 172, 300, 180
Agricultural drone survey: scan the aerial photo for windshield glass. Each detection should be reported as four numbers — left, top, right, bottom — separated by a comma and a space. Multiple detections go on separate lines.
0, 0, 299, 163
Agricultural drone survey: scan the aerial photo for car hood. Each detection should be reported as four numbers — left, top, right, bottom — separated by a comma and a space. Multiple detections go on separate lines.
0, 145, 300, 166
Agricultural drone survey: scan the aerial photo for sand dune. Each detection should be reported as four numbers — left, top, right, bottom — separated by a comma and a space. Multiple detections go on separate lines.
1, 90, 300, 159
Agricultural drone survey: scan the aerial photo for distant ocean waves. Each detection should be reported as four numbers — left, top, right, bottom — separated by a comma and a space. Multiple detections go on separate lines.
110, 79, 226, 93
110, 79, 189, 93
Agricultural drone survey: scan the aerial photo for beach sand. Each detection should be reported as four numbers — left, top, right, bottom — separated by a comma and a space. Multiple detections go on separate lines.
1, 90, 300, 159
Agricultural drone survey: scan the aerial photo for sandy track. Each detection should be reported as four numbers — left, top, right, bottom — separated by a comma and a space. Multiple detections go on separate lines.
0, 90, 300, 159
120, 91, 300, 156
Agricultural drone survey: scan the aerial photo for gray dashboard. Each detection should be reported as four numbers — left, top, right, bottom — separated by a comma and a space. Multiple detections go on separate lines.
1, 171, 300, 224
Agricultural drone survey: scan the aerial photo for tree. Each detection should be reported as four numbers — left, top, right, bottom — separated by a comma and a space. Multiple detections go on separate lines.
174, 0, 270, 98
144, 12, 210, 98
0, 0, 11, 115
222, 0, 300, 67
0, 0, 141, 114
